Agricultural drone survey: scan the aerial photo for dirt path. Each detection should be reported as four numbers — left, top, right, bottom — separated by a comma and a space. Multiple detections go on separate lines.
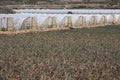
0, 28, 69, 35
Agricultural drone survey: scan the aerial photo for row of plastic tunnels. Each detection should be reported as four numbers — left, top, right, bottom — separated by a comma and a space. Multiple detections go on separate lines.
0, 15, 120, 31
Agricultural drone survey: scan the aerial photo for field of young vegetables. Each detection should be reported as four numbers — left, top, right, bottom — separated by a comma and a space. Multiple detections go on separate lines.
0, 25, 120, 80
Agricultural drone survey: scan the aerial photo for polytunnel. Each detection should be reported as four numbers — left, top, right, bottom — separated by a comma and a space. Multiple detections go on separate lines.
21, 17, 37, 30
100, 15, 107, 26
116, 15, 120, 25
0, 17, 14, 31
75, 16, 85, 28
1, 9, 120, 31
89, 16, 97, 27
60, 16, 72, 28
43, 16, 57, 28
15, 9, 120, 14
109, 15, 116, 24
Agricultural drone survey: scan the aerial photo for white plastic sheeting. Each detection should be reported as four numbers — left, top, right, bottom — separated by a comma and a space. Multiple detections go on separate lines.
0, 9, 120, 30
15, 9, 120, 14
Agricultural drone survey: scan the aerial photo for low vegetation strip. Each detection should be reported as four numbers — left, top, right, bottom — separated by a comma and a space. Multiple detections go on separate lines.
0, 7, 15, 14
0, 25, 120, 80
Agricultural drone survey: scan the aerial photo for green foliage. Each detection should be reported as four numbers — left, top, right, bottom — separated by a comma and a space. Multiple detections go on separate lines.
0, 7, 15, 14
109, 0, 119, 5
1, 27, 7, 31
0, 25, 120, 79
